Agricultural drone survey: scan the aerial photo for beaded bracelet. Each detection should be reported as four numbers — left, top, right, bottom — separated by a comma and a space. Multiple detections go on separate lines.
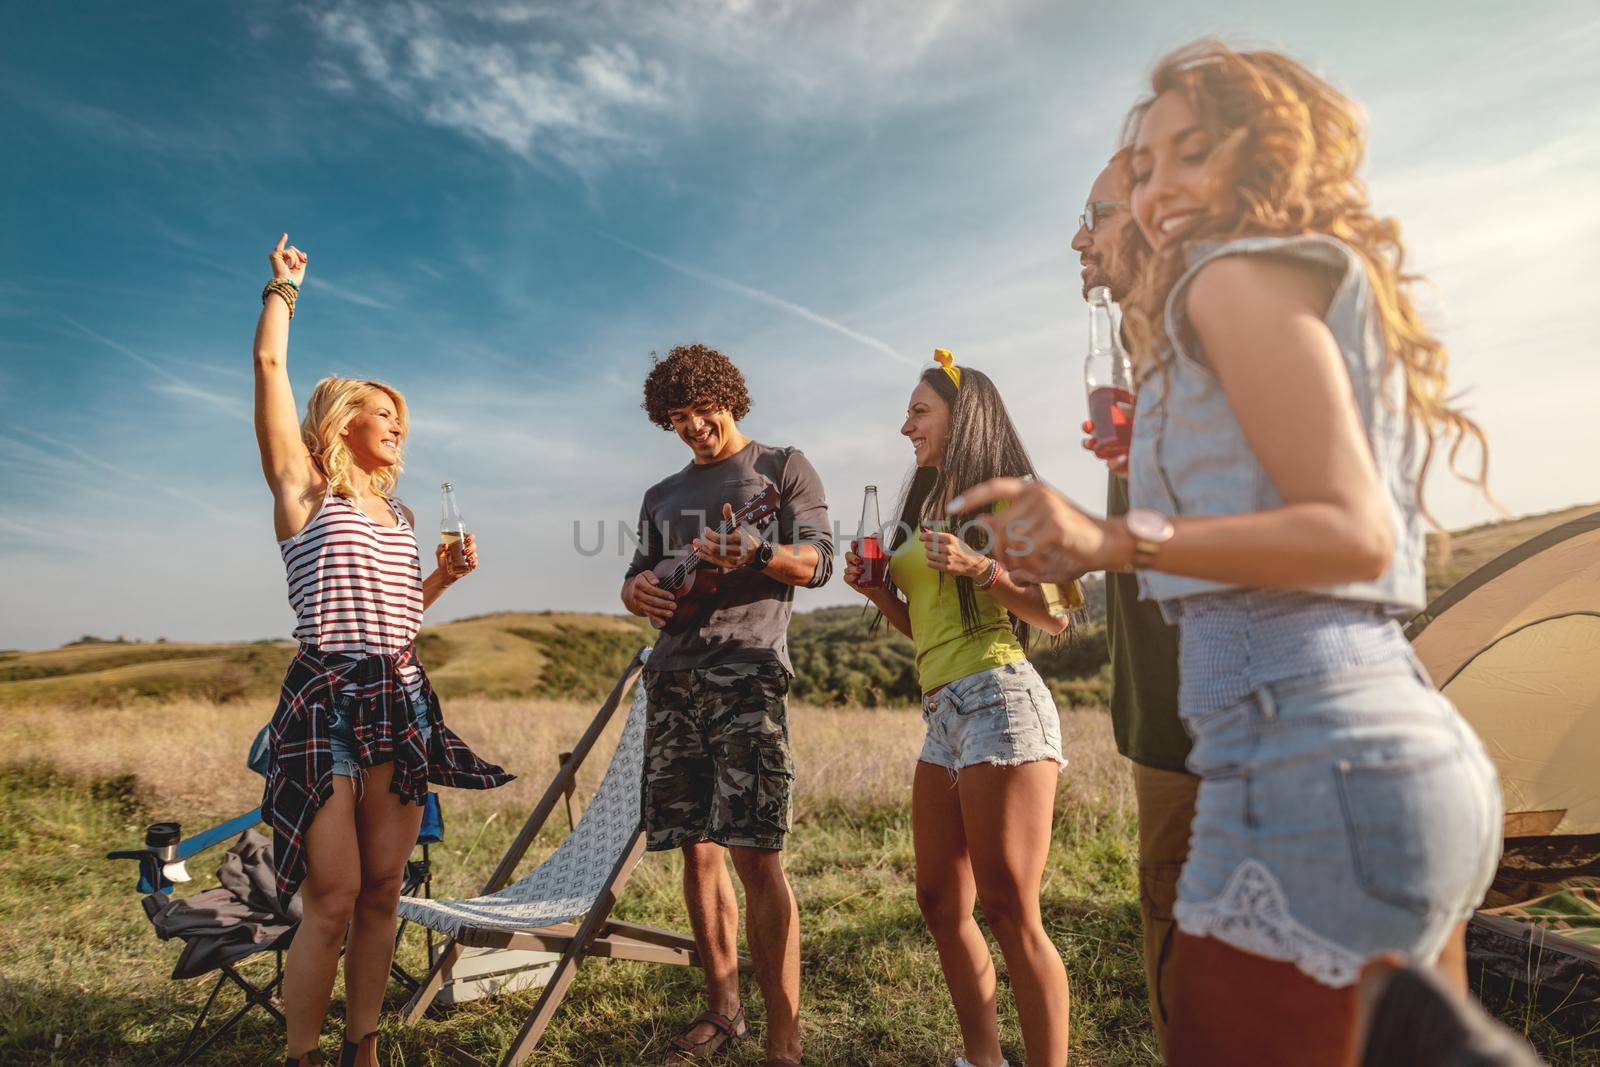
977, 558, 1003, 590
262, 279, 297, 319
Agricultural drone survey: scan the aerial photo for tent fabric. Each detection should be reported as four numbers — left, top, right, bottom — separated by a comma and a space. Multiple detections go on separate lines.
1439, 614, 1600, 837
1406, 511, 1600, 661
1408, 511, 1600, 838
1406, 508, 1600, 1042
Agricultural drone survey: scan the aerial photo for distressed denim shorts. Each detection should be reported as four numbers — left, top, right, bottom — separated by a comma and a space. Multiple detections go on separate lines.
1173, 653, 1502, 988
328, 691, 432, 779
919, 661, 1066, 774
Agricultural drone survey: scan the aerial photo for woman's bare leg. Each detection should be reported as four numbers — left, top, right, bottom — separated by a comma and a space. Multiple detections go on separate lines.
913, 760, 1004, 1067
1167, 930, 1357, 1067
959, 761, 1071, 1067
282, 777, 361, 1058
342, 762, 425, 1043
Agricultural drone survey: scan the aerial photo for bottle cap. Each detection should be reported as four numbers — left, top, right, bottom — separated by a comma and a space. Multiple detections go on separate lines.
440, 482, 453, 492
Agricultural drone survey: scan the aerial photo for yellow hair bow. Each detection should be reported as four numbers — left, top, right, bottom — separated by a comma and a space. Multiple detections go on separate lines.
933, 348, 961, 389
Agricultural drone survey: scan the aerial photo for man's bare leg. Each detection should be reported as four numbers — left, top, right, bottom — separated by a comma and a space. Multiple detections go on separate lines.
678, 840, 743, 1049
731, 846, 801, 1063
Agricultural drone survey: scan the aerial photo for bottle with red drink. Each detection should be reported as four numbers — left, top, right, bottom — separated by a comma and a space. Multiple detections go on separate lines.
1084, 285, 1134, 455
854, 485, 887, 589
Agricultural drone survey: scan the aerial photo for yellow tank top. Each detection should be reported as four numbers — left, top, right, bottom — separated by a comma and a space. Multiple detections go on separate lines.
889, 531, 1026, 694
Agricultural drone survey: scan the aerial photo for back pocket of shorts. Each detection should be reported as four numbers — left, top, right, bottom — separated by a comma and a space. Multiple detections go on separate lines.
1334, 748, 1479, 916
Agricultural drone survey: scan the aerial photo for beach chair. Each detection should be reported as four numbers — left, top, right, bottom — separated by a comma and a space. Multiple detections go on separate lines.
108, 793, 443, 1065
398, 647, 739, 1066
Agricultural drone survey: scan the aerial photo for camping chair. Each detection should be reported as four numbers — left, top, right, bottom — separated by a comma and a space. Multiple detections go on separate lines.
108, 792, 443, 1065
398, 647, 744, 1067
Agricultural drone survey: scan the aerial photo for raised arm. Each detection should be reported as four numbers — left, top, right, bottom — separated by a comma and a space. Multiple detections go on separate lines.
253, 234, 321, 540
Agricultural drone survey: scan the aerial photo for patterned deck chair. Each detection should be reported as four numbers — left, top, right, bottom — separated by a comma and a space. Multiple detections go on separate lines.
398, 647, 741, 1066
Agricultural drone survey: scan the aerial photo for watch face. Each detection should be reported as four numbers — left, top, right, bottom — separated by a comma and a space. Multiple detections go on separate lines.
1126, 508, 1174, 543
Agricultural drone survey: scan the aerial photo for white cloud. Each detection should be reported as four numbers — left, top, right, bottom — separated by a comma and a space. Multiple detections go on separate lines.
305, 0, 1019, 176
309, 3, 674, 173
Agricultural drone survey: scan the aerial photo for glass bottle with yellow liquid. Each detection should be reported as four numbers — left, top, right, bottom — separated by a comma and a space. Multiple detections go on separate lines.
439, 482, 469, 570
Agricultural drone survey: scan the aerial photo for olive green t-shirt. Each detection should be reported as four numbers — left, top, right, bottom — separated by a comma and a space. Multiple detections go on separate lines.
1105, 472, 1190, 772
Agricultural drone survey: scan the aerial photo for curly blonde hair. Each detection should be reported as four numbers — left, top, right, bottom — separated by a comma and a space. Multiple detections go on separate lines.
1116, 39, 1490, 526
300, 376, 408, 502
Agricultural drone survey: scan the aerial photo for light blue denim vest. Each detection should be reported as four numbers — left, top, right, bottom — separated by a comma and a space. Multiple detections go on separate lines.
1127, 234, 1428, 621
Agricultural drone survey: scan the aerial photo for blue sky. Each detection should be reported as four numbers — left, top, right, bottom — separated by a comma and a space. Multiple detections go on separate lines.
2, 1, 1597, 650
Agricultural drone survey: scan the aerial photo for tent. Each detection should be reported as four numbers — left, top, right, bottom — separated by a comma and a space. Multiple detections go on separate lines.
1405, 508, 1600, 1037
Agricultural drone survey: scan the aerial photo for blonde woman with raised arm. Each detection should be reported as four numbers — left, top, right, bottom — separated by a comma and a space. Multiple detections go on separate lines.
252, 234, 513, 1067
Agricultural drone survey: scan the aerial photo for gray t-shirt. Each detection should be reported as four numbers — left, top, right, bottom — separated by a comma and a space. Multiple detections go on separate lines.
625, 440, 833, 674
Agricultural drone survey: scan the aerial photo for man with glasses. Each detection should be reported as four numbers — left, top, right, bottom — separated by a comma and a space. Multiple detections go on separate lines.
1069, 157, 1193, 1059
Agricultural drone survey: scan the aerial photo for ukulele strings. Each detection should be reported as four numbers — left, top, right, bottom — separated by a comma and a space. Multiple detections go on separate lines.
665, 503, 759, 590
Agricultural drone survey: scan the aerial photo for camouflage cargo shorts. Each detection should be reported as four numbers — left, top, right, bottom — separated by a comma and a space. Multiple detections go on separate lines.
641, 660, 794, 852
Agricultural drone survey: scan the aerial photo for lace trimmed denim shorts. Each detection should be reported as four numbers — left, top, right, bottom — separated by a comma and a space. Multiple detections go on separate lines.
1172, 652, 1501, 988
919, 660, 1066, 774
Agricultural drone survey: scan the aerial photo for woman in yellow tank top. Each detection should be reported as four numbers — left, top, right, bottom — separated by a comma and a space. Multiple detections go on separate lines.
844, 353, 1080, 1067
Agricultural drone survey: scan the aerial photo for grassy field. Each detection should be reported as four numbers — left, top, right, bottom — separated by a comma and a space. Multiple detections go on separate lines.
1, 693, 1151, 1066
4, 503, 1597, 1064
2, 691, 1593, 1065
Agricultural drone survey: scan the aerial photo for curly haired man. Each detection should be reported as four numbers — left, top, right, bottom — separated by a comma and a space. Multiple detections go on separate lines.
621, 344, 832, 1067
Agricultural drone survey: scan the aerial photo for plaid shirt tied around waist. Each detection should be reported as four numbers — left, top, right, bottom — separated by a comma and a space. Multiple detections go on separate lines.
261, 643, 514, 904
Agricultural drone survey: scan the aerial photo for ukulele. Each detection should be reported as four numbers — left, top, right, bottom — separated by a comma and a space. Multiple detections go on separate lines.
649, 483, 782, 635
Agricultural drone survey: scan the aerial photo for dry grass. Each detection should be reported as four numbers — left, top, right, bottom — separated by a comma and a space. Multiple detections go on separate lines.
0, 694, 1128, 828
4, 694, 1591, 1064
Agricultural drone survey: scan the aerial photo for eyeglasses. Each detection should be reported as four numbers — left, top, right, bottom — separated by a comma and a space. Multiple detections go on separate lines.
1079, 200, 1125, 233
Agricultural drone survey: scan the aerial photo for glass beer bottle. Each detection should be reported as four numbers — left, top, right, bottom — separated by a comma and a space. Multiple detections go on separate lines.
440, 482, 468, 570
1083, 285, 1134, 454
854, 485, 886, 589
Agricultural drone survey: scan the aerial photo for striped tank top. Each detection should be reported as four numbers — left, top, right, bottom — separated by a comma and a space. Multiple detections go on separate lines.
279, 490, 426, 702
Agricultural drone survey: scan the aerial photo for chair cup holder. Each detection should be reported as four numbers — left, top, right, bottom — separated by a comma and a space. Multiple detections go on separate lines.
145, 822, 181, 863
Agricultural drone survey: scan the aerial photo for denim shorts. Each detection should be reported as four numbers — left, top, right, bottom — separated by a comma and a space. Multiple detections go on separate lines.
1172, 653, 1502, 988
328, 690, 432, 779
919, 661, 1066, 774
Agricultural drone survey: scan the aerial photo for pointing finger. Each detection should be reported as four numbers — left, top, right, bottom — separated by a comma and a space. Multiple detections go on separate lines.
275, 233, 287, 252
947, 477, 1028, 515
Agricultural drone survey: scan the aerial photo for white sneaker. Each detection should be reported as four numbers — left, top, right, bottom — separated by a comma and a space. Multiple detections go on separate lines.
955, 1059, 1011, 1067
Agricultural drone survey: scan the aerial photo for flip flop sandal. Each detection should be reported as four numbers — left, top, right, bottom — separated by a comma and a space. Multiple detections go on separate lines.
665, 1008, 748, 1064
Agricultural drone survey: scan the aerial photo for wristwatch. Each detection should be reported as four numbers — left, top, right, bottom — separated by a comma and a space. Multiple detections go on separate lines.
1124, 508, 1175, 569
747, 540, 775, 572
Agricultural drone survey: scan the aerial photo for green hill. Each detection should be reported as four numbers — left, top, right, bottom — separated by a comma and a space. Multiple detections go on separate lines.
0, 612, 652, 709
5, 501, 1591, 709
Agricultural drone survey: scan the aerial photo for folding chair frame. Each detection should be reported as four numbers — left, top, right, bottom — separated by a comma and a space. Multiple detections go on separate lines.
112, 800, 440, 1063
169, 953, 286, 1066
401, 649, 744, 1067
